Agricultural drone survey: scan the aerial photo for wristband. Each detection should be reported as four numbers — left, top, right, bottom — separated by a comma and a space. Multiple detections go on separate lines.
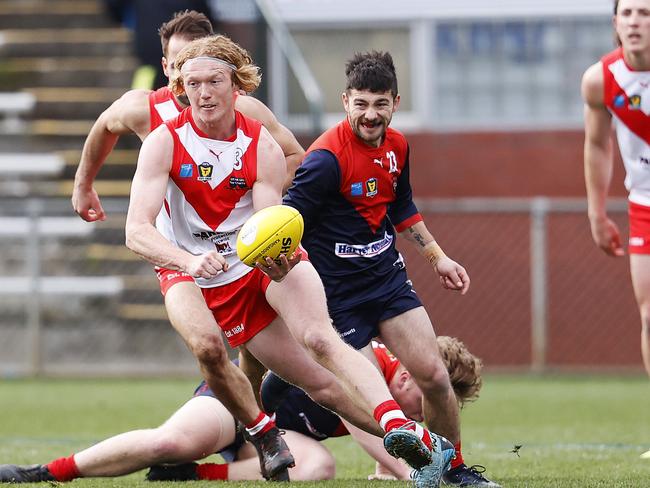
423, 241, 446, 267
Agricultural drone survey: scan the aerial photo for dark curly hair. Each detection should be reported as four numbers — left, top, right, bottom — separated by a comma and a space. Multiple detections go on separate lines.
345, 51, 398, 98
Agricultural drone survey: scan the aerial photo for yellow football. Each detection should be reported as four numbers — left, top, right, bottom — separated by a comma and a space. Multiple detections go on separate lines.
236, 205, 304, 267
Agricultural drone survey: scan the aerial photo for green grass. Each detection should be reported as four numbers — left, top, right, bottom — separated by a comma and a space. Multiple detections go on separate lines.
1, 375, 650, 487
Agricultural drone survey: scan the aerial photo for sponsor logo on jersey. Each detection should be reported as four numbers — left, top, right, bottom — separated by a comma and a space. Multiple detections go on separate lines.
197, 162, 214, 182
192, 229, 237, 255
179, 163, 194, 178
640, 156, 650, 167
335, 232, 393, 258
351, 182, 363, 196
613, 93, 626, 108
228, 176, 248, 189
365, 178, 378, 197
629, 94, 642, 110
373, 157, 383, 167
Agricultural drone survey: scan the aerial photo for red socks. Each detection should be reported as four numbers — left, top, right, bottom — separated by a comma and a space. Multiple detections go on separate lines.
46, 455, 80, 482
451, 441, 464, 469
373, 400, 408, 432
196, 463, 228, 480
245, 411, 275, 437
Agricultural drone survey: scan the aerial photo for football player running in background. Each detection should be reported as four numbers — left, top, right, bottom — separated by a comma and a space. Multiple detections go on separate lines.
0, 337, 482, 483
282, 50, 499, 487
582, 0, 650, 460
583, 0, 650, 378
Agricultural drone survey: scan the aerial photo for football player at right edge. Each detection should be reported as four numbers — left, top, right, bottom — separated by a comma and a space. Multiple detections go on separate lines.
581, 0, 650, 459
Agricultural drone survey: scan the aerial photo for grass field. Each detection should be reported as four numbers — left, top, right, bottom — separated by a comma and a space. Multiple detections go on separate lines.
1, 374, 650, 487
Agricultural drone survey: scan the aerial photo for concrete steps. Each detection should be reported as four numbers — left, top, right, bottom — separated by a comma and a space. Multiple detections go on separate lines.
0, 0, 112, 29
0, 0, 163, 330
25, 87, 126, 119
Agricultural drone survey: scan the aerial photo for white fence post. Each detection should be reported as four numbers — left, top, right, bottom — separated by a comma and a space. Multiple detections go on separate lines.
530, 197, 549, 373
26, 198, 43, 376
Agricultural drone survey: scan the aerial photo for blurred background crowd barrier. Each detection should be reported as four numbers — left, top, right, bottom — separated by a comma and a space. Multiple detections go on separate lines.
0, 0, 639, 377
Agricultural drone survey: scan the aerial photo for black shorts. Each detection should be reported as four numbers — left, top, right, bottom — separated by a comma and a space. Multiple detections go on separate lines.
260, 372, 344, 440
329, 272, 422, 349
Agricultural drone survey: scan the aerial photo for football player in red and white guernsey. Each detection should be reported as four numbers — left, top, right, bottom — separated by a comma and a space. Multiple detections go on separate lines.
582, 0, 650, 383
125, 34, 453, 485
70, 11, 304, 481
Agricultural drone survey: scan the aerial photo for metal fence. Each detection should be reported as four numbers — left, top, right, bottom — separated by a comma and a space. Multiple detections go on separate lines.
0, 196, 641, 378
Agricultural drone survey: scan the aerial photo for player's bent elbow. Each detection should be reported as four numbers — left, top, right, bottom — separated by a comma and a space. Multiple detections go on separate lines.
124, 224, 137, 251
124, 221, 146, 253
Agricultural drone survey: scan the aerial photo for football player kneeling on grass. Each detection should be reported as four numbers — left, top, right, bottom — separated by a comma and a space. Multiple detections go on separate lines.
0, 337, 483, 483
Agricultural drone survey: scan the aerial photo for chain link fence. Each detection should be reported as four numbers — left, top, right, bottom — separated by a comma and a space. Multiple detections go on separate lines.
0, 196, 641, 378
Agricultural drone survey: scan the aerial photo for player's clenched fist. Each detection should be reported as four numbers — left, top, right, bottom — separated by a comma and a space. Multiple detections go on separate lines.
184, 252, 229, 279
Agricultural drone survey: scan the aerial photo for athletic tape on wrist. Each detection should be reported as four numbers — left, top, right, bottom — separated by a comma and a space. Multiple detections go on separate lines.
423, 241, 446, 266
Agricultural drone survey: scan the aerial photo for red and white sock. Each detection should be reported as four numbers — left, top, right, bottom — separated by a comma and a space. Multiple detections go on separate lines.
373, 400, 434, 451
46, 454, 80, 482
245, 411, 275, 438
196, 463, 228, 480
450, 441, 464, 469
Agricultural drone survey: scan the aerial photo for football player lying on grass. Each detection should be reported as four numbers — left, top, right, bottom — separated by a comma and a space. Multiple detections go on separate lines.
0, 336, 482, 483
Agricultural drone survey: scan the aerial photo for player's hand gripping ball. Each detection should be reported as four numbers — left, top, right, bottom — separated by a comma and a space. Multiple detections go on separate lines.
236, 205, 304, 267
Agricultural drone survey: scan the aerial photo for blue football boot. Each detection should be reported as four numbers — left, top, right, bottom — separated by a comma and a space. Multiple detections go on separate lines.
411, 434, 455, 488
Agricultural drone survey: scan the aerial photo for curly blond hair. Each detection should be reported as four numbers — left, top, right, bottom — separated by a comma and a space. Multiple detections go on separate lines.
169, 35, 261, 96
437, 336, 483, 407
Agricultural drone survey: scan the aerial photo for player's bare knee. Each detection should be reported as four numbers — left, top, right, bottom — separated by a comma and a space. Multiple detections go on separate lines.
149, 431, 190, 461
302, 329, 337, 362
416, 362, 453, 396
294, 453, 336, 480
190, 335, 229, 367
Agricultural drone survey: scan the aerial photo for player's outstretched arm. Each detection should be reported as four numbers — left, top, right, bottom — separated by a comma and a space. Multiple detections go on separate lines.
400, 221, 470, 294
72, 89, 151, 222
581, 62, 623, 256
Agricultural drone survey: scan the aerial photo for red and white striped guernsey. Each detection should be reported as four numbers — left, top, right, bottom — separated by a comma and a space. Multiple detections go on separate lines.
158, 107, 263, 288
602, 47, 650, 206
